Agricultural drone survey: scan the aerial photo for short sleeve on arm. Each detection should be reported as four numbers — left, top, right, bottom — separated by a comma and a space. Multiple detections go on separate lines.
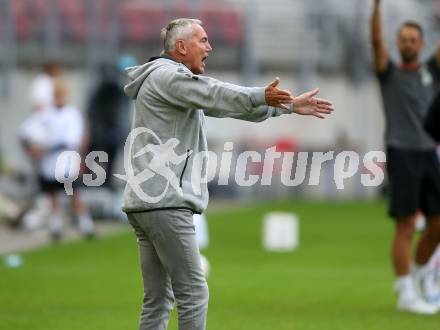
376, 60, 394, 83
426, 56, 440, 81
425, 92, 440, 142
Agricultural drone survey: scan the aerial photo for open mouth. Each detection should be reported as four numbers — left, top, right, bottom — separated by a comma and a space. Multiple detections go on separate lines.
202, 56, 208, 62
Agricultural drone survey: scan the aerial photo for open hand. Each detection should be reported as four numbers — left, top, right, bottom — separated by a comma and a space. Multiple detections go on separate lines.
265, 77, 294, 111
292, 88, 334, 119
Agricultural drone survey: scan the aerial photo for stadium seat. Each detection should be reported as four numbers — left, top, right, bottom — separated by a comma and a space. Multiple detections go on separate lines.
32, 0, 49, 16
200, 7, 242, 45
165, 7, 192, 24
56, 0, 86, 41
221, 9, 243, 45
11, 0, 32, 40
93, 0, 115, 39
119, 4, 165, 44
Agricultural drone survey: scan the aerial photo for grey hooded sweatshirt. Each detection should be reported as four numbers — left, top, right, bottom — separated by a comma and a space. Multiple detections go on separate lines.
122, 56, 291, 214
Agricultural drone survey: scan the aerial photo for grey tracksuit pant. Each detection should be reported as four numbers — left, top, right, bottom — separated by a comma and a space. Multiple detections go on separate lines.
127, 209, 209, 330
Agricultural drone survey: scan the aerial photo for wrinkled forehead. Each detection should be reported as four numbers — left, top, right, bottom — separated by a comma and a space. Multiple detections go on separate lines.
191, 23, 208, 39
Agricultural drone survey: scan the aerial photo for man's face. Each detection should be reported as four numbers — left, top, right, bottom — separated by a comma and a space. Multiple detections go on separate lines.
182, 24, 212, 74
397, 27, 424, 64
54, 87, 67, 108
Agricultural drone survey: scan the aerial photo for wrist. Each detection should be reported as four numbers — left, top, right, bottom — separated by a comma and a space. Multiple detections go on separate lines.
251, 87, 267, 107
291, 99, 299, 113
289, 103, 295, 114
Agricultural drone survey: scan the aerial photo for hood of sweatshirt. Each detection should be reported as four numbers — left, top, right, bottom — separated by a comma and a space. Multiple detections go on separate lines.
124, 55, 180, 100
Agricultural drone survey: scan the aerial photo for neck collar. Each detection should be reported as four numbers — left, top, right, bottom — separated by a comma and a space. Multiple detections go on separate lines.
400, 61, 421, 71
148, 54, 180, 63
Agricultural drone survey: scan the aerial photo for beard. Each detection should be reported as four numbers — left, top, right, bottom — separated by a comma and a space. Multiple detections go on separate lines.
401, 51, 418, 63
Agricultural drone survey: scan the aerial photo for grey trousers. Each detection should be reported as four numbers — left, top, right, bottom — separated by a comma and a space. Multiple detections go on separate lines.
127, 209, 209, 330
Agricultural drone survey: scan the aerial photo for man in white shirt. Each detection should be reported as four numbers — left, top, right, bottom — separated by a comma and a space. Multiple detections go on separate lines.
29, 62, 62, 112
24, 80, 94, 240
19, 63, 63, 231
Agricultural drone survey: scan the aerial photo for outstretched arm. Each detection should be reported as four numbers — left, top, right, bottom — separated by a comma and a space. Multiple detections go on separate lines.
148, 65, 293, 119
204, 88, 333, 122
148, 65, 334, 122
371, 0, 389, 73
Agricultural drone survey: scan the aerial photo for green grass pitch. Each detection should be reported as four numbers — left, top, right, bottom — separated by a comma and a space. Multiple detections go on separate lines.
1, 200, 439, 329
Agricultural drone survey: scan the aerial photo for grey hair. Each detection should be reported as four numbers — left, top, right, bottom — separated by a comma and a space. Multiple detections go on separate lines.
161, 18, 203, 53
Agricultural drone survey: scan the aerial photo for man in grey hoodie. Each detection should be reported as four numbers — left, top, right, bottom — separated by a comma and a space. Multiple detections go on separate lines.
123, 18, 333, 330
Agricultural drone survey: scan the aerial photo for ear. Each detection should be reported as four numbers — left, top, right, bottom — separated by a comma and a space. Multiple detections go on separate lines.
175, 40, 187, 56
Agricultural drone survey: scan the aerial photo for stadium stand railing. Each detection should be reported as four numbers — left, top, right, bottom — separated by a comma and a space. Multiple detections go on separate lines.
4, 0, 244, 68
